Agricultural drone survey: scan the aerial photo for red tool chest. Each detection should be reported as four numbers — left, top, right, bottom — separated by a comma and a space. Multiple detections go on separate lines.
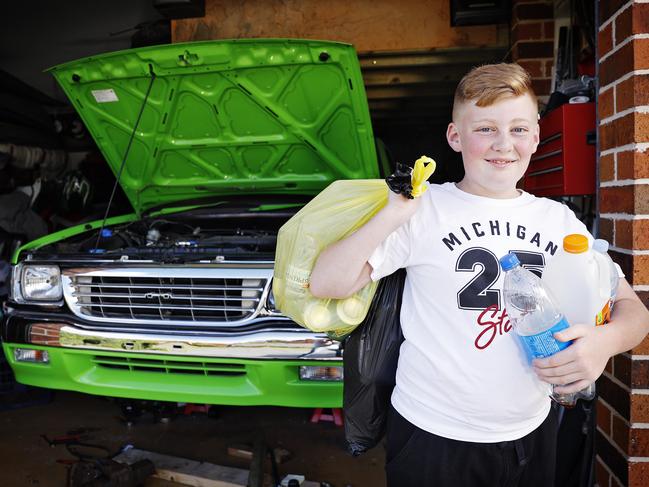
522, 102, 596, 197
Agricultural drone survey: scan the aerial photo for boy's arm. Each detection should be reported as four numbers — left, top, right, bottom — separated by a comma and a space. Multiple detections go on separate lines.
309, 192, 419, 299
533, 278, 649, 393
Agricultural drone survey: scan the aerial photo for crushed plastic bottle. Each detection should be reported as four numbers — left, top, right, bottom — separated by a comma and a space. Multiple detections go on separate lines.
500, 252, 577, 407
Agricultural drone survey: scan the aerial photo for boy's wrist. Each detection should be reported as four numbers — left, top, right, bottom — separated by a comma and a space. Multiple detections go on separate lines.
381, 200, 417, 226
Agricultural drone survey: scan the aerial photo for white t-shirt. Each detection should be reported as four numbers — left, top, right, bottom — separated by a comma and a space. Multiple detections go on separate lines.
369, 182, 591, 443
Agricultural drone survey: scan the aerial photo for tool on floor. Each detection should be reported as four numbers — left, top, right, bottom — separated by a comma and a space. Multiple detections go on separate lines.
42, 432, 113, 461
67, 458, 154, 487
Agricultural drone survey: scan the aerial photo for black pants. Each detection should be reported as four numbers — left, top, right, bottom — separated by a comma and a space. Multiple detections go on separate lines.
385, 405, 559, 487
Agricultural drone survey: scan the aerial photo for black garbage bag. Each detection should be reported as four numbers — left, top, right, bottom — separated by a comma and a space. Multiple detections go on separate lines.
343, 268, 406, 456
555, 398, 596, 487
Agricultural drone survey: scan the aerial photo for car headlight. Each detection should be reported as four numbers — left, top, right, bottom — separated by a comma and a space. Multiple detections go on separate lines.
21, 265, 62, 301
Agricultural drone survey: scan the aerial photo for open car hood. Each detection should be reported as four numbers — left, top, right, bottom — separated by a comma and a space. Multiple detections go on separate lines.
49, 39, 379, 215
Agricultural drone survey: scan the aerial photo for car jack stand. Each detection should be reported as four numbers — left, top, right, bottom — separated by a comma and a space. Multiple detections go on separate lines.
310, 408, 343, 427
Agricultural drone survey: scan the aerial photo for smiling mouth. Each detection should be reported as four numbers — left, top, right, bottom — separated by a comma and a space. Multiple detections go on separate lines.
487, 159, 516, 166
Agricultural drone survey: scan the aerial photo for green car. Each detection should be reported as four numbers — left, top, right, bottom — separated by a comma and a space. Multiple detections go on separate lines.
2, 39, 388, 407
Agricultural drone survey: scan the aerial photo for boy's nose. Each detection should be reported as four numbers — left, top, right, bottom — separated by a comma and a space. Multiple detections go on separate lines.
492, 133, 514, 152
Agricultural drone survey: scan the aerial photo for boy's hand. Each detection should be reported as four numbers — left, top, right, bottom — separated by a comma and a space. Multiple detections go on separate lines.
532, 324, 613, 394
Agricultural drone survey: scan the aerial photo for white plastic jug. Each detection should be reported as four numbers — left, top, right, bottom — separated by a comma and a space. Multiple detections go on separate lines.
593, 238, 619, 320
541, 234, 613, 327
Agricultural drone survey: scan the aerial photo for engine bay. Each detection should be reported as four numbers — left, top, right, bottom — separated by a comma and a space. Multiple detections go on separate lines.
28, 203, 302, 263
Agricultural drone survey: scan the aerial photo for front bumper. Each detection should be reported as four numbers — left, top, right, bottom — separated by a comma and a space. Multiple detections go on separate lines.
2, 313, 344, 407
2, 343, 342, 406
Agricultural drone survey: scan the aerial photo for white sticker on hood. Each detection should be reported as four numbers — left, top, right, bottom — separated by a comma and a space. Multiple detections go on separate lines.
91, 89, 119, 103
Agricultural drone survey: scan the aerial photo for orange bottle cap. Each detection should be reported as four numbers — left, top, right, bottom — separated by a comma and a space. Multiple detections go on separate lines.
563, 234, 589, 253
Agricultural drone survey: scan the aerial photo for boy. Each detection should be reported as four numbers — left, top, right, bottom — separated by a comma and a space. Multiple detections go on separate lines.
309, 63, 649, 486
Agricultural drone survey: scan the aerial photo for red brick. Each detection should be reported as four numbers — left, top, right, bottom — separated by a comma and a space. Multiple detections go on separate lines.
596, 457, 611, 487
624, 220, 649, 250
543, 21, 554, 39
512, 22, 543, 41
632, 332, 649, 355
600, 373, 631, 420
618, 150, 649, 179
599, 88, 615, 120
634, 2, 649, 33
601, 0, 634, 24
599, 113, 649, 151
636, 291, 649, 314
632, 359, 649, 388
612, 414, 629, 451
517, 59, 543, 77
531, 78, 551, 97
597, 428, 629, 485
632, 219, 649, 248
616, 219, 633, 248
616, 75, 649, 113
631, 390, 649, 423
598, 400, 613, 435
611, 251, 633, 280
633, 254, 649, 284
617, 3, 649, 45
543, 59, 554, 77
631, 113, 649, 146
630, 427, 649, 458
600, 152, 615, 182
606, 356, 614, 374
613, 354, 632, 387
599, 122, 616, 151
599, 217, 614, 244
514, 40, 554, 59
599, 23, 614, 58
616, 5, 633, 45
637, 185, 649, 214
629, 462, 649, 487
600, 41, 633, 86
636, 38, 649, 72
616, 77, 634, 114
600, 186, 635, 214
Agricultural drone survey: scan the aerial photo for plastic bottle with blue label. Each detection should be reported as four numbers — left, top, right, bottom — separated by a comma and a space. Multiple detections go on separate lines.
499, 252, 577, 407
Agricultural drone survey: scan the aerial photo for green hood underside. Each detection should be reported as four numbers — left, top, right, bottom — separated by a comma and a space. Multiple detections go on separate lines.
49, 39, 379, 215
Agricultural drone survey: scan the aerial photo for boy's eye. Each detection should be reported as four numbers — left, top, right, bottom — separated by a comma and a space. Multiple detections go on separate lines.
477, 127, 494, 133
512, 127, 529, 134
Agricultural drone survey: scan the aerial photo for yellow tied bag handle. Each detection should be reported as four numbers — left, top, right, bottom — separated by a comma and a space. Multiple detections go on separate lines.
411, 155, 436, 198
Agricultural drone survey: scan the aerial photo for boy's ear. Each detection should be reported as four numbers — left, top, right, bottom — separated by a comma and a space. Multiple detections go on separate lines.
531, 123, 540, 153
446, 122, 462, 153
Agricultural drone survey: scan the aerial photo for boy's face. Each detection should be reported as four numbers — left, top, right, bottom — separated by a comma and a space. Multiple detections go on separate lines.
446, 94, 540, 199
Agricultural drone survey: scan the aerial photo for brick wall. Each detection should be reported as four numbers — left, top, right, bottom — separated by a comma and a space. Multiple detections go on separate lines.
510, 0, 555, 100
597, 1, 649, 486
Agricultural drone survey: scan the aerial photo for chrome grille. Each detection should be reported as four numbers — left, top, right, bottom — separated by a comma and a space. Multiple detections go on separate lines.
63, 266, 274, 327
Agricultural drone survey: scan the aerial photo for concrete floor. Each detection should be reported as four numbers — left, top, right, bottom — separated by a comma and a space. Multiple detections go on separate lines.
0, 390, 386, 487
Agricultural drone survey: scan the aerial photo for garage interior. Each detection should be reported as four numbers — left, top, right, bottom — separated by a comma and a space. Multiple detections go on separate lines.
0, 0, 609, 486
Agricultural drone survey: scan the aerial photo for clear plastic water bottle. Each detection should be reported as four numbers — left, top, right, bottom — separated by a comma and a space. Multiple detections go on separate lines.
499, 252, 577, 407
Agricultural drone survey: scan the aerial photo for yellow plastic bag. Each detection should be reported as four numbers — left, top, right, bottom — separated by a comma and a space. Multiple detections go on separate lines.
273, 156, 435, 335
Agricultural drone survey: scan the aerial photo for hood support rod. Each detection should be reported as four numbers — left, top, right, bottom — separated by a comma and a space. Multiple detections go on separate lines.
94, 65, 157, 251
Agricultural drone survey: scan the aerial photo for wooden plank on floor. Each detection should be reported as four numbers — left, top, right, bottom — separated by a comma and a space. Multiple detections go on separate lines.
114, 448, 249, 487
